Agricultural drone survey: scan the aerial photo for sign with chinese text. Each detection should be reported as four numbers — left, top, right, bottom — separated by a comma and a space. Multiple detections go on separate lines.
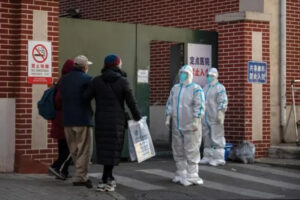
247, 61, 267, 84
137, 69, 149, 83
187, 43, 212, 87
28, 41, 52, 84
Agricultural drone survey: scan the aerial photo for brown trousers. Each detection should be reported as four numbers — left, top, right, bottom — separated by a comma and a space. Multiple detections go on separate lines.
64, 126, 92, 182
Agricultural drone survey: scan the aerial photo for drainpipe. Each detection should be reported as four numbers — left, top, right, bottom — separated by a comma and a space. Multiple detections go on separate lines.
280, 0, 287, 142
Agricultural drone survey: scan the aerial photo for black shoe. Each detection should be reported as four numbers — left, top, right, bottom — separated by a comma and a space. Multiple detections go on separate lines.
73, 179, 93, 189
55, 172, 67, 181
48, 167, 65, 180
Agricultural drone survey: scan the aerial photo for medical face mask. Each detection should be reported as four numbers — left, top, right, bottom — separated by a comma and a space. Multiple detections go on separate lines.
207, 76, 214, 83
179, 72, 188, 83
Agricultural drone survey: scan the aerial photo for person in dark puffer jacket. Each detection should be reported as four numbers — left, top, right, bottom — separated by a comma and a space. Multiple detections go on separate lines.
85, 54, 141, 192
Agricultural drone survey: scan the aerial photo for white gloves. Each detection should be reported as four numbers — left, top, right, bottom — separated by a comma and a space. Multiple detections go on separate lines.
192, 118, 201, 131
217, 110, 225, 124
165, 115, 171, 127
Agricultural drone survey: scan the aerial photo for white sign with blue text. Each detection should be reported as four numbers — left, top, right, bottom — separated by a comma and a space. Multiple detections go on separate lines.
247, 61, 267, 84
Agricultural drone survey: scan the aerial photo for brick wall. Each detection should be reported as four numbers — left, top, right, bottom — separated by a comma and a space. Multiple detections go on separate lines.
286, 0, 300, 105
217, 21, 270, 157
150, 41, 174, 106
0, 0, 59, 169
59, 0, 239, 31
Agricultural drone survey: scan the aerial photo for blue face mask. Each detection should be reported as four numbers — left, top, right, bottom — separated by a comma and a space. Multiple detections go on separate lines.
207, 76, 213, 83
179, 72, 188, 83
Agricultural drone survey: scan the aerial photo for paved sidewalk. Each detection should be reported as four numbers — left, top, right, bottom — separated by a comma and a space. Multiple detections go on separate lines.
1, 157, 300, 200
255, 157, 300, 169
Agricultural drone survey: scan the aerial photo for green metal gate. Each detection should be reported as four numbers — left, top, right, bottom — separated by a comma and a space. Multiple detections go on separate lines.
59, 18, 218, 159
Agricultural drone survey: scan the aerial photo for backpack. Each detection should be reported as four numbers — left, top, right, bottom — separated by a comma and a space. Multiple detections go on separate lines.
37, 85, 57, 120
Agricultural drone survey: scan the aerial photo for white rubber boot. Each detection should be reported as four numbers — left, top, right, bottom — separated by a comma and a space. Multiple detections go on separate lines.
186, 163, 204, 185
172, 170, 186, 183
209, 148, 226, 166
199, 157, 210, 164
209, 159, 225, 166
180, 178, 193, 186
199, 148, 212, 165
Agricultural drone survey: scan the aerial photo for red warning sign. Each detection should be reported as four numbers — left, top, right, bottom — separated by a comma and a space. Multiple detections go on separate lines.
28, 41, 52, 84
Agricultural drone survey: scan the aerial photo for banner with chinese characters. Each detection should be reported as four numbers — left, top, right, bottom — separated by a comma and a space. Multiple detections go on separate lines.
27, 41, 52, 84
247, 61, 267, 84
187, 43, 212, 87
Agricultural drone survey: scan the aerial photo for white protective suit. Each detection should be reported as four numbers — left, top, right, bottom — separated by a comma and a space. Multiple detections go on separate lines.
201, 68, 228, 166
166, 65, 205, 186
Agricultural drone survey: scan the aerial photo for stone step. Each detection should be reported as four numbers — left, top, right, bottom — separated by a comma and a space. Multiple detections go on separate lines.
268, 143, 300, 159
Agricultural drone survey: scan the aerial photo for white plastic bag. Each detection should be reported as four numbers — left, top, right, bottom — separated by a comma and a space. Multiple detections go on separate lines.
128, 117, 155, 163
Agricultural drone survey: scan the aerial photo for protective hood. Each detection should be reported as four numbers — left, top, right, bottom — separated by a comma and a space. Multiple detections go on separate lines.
208, 67, 218, 78
207, 67, 219, 85
179, 65, 193, 85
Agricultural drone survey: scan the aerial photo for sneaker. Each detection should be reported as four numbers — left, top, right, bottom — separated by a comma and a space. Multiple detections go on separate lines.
73, 179, 93, 189
107, 178, 117, 188
96, 181, 107, 192
48, 166, 65, 180
104, 183, 115, 192
96, 178, 116, 192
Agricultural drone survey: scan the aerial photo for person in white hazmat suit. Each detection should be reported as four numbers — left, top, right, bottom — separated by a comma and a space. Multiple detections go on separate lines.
200, 67, 228, 166
165, 65, 205, 186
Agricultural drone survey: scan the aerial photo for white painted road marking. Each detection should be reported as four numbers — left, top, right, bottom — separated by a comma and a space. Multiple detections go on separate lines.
88, 173, 165, 191
229, 163, 300, 179
138, 169, 285, 199
199, 165, 300, 190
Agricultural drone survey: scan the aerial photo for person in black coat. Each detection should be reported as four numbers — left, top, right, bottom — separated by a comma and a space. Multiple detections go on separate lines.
85, 54, 141, 192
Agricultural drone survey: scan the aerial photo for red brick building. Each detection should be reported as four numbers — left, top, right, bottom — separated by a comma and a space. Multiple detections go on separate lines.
0, 0, 299, 172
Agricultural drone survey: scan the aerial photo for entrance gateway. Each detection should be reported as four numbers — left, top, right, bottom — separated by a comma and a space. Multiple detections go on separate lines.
59, 18, 217, 158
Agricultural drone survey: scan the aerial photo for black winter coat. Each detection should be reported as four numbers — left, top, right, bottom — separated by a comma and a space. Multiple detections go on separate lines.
85, 67, 141, 165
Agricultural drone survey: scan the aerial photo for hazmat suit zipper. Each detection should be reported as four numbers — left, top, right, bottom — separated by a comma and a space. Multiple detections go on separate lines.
204, 84, 211, 126
176, 84, 184, 138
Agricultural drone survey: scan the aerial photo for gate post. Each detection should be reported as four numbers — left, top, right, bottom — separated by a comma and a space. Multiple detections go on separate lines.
216, 11, 271, 157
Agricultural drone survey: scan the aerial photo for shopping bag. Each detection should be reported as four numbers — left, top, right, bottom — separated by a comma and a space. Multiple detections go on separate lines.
128, 117, 155, 163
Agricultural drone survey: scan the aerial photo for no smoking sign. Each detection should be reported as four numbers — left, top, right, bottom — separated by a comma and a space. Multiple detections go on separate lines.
28, 41, 52, 84
32, 44, 48, 63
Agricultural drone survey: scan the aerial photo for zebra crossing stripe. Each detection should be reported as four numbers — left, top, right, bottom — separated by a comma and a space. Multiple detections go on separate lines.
88, 173, 165, 191
199, 166, 300, 190
229, 163, 300, 179
138, 169, 285, 199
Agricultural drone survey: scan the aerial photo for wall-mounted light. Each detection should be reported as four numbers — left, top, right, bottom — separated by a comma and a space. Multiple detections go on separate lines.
59, 9, 81, 18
